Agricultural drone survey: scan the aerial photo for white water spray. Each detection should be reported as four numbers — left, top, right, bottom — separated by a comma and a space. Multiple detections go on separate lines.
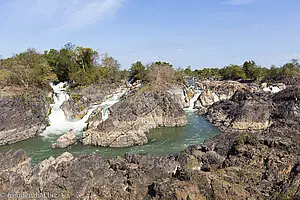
41, 82, 126, 137
184, 90, 202, 111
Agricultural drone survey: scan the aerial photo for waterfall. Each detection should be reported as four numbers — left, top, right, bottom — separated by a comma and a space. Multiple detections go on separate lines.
41, 82, 126, 136
189, 90, 202, 109
100, 89, 126, 121
184, 90, 202, 111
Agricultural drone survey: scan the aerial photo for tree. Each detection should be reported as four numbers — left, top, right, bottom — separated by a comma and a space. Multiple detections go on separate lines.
265, 65, 282, 81
184, 66, 193, 76
291, 59, 300, 68
100, 54, 122, 83
253, 66, 268, 81
130, 61, 146, 81
282, 62, 299, 78
220, 65, 246, 80
242, 60, 256, 79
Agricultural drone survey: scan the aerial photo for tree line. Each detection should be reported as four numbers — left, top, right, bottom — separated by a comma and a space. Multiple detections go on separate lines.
0, 43, 299, 91
183, 60, 300, 83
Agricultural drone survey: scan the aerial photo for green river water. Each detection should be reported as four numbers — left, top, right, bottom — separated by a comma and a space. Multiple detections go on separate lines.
0, 113, 221, 164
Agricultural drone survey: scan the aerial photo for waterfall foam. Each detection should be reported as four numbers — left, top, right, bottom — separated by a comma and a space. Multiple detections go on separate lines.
41, 82, 126, 137
184, 90, 202, 111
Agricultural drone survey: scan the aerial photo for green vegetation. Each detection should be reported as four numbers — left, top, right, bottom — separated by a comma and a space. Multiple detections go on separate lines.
184, 59, 300, 83
0, 43, 299, 92
130, 61, 147, 81
0, 48, 57, 89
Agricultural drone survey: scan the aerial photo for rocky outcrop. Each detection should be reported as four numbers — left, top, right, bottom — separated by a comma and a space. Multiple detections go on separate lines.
51, 129, 76, 148
166, 85, 189, 108
0, 89, 50, 145
82, 91, 187, 147
195, 81, 250, 114
61, 84, 119, 120
205, 90, 272, 132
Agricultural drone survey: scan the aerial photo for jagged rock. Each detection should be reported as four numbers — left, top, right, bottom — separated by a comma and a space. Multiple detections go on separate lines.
0, 90, 50, 145
205, 90, 272, 131
196, 81, 249, 114
51, 129, 76, 148
83, 91, 187, 147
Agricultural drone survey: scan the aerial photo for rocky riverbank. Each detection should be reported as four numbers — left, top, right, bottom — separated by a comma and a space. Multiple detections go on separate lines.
0, 87, 50, 145
82, 89, 188, 147
0, 86, 299, 199
194, 81, 250, 114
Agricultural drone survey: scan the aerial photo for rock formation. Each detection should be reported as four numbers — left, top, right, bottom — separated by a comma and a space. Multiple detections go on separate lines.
205, 90, 273, 132
82, 90, 187, 147
0, 89, 50, 145
195, 81, 250, 114
0, 85, 299, 199
61, 84, 119, 120
51, 129, 77, 148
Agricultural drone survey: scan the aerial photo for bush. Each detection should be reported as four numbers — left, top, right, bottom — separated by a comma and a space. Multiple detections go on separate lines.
145, 62, 179, 85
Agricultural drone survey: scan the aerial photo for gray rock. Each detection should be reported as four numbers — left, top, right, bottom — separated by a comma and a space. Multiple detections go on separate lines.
51, 129, 77, 148
83, 90, 187, 147
0, 92, 50, 145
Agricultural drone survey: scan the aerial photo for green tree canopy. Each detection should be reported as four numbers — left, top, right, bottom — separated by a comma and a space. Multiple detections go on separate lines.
220, 65, 246, 80
130, 61, 146, 81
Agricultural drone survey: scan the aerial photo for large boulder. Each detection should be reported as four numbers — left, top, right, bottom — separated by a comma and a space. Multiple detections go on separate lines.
166, 85, 189, 108
83, 90, 187, 147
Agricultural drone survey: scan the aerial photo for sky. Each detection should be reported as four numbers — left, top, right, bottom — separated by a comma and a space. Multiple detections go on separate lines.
0, 0, 300, 69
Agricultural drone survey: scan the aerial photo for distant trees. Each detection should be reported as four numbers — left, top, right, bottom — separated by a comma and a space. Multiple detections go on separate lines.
99, 54, 122, 83
182, 59, 300, 83
219, 65, 246, 80
0, 44, 129, 90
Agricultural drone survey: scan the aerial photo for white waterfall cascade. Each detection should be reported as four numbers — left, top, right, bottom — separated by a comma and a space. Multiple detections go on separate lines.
184, 90, 202, 111
41, 82, 127, 137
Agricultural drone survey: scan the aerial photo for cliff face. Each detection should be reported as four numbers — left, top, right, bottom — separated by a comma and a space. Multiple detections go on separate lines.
82, 90, 188, 147
0, 90, 50, 145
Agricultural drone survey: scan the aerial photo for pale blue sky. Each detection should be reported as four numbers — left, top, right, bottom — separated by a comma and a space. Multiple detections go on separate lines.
0, 0, 299, 69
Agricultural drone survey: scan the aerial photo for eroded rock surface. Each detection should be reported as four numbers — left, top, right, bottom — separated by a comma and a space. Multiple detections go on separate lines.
196, 81, 250, 114
0, 91, 50, 145
205, 90, 272, 132
83, 91, 187, 147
